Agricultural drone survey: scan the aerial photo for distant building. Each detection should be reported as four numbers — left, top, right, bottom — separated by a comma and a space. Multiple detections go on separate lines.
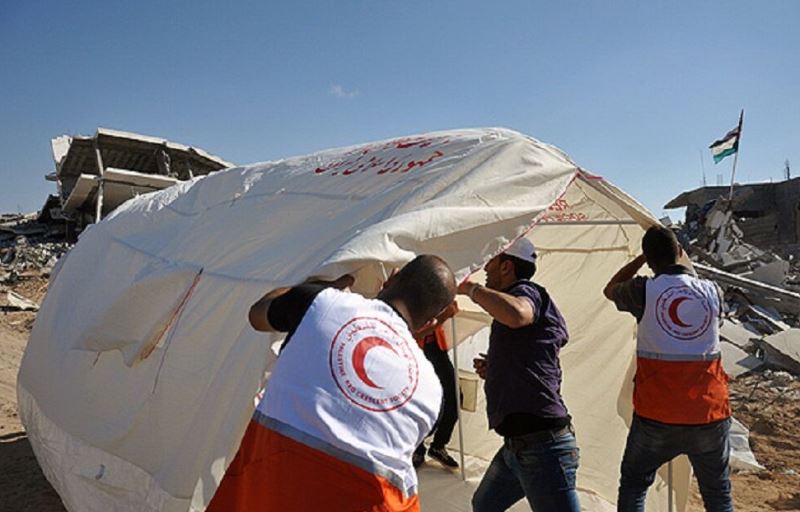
665, 178, 800, 249
48, 128, 234, 227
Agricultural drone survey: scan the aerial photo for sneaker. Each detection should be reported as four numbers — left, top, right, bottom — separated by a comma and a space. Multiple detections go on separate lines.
412, 445, 426, 468
428, 446, 458, 468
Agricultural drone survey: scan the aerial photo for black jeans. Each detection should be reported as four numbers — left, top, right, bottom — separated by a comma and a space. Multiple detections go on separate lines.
422, 341, 459, 449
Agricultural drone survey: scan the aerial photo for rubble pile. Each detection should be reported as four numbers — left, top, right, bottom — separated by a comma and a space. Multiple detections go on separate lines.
0, 213, 72, 311
676, 197, 800, 472
679, 197, 800, 326
1, 214, 71, 270
680, 199, 799, 280
730, 370, 798, 413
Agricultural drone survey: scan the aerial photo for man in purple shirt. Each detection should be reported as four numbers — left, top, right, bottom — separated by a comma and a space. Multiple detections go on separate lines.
459, 238, 580, 512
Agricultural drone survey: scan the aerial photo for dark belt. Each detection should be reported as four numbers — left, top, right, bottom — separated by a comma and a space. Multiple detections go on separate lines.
504, 424, 574, 451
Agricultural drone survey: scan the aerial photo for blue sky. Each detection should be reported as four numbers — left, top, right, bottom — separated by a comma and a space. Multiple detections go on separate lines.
1, 1, 798, 218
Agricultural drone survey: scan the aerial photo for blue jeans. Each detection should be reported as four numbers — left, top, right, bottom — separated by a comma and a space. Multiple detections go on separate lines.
618, 415, 733, 512
472, 427, 580, 512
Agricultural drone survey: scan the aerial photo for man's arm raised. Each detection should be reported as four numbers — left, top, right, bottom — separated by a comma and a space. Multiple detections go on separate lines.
603, 254, 646, 301
457, 281, 534, 329
248, 274, 355, 332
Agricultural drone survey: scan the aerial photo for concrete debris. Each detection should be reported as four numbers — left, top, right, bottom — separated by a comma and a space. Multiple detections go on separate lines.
729, 417, 765, 472
694, 262, 800, 316
1, 213, 72, 283
743, 259, 790, 288
721, 341, 764, 378
759, 329, 800, 375
666, 178, 800, 256
742, 305, 793, 334
680, 199, 772, 273
667, 186, 800, 383
3, 291, 39, 311
719, 319, 761, 349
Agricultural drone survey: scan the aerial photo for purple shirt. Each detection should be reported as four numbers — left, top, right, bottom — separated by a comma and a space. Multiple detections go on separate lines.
484, 280, 570, 432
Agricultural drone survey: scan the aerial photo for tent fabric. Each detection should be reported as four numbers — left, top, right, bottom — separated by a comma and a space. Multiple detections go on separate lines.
18, 127, 684, 511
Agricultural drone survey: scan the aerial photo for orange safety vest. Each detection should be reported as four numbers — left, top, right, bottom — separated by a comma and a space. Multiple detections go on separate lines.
416, 325, 448, 351
209, 288, 441, 511
634, 273, 730, 424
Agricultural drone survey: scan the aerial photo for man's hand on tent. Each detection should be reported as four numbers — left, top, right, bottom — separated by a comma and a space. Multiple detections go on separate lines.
473, 353, 488, 379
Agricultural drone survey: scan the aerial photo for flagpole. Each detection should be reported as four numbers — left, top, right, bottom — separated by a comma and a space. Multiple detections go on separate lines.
727, 109, 744, 203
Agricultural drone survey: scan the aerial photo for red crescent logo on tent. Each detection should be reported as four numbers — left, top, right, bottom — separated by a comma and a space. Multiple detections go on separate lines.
352, 336, 398, 389
654, 285, 713, 340
329, 317, 419, 412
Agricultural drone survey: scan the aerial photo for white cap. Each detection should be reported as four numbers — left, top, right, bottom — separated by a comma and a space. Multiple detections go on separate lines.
503, 238, 537, 263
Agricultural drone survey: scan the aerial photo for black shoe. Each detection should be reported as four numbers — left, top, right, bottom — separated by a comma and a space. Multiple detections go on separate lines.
428, 446, 458, 468
412, 445, 426, 468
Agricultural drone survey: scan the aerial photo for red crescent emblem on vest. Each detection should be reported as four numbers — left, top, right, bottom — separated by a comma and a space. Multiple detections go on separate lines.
329, 316, 419, 412
654, 285, 713, 341
667, 297, 692, 328
352, 336, 398, 389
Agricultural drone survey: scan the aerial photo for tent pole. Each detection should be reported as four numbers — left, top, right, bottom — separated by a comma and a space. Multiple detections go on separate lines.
668, 460, 673, 511
450, 319, 466, 481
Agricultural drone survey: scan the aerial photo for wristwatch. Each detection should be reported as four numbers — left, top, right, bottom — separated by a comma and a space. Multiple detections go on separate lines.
468, 283, 482, 301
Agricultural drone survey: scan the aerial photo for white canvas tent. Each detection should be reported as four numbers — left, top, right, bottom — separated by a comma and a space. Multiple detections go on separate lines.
18, 127, 690, 511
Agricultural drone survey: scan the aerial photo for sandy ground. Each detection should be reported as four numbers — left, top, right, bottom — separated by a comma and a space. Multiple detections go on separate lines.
1, 277, 64, 512
1, 275, 799, 512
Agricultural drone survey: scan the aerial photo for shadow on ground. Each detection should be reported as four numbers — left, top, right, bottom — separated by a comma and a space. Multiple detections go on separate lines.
0, 430, 66, 512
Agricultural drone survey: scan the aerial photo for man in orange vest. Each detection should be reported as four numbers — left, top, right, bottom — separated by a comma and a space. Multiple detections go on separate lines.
412, 303, 460, 469
208, 255, 457, 512
604, 226, 733, 512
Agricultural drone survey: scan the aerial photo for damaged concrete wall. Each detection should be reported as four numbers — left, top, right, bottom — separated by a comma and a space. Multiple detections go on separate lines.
666, 177, 800, 252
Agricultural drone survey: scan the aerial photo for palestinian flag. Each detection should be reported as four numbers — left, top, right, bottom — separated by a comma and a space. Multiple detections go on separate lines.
709, 111, 743, 164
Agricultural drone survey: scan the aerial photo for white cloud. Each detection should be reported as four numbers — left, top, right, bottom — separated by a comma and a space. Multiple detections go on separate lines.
330, 84, 359, 99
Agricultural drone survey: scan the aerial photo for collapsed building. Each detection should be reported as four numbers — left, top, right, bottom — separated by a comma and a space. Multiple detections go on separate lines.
2, 128, 233, 286
48, 127, 234, 228
665, 178, 800, 258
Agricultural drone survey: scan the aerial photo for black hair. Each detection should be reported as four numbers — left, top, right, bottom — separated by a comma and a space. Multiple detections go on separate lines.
642, 226, 680, 269
499, 253, 537, 280
379, 255, 456, 329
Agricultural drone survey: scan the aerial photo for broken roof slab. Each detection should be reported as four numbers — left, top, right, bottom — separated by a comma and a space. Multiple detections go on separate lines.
51, 128, 234, 214
761, 329, 800, 375
720, 340, 764, 378
720, 319, 761, 349
61, 168, 180, 216
52, 128, 233, 178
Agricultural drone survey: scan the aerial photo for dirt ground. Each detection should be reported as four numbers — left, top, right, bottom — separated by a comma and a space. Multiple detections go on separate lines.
1, 276, 64, 512
1, 275, 799, 512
